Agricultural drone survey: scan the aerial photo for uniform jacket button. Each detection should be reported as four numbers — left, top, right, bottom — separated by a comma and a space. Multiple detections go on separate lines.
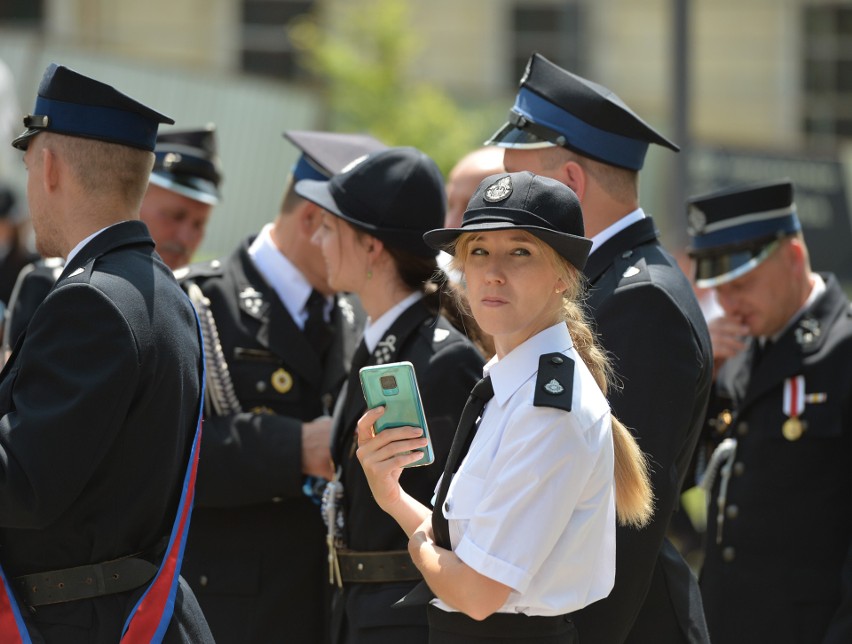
737, 422, 748, 436
443, 501, 450, 512
199, 575, 209, 587
726, 504, 739, 519
722, 547, 736, 563
733, 462, 745, 477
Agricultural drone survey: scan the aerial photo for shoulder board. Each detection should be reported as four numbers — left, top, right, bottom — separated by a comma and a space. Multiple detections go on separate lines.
533, 352, 574, 412
174, 258, 225, 282
616, 252, 650, 285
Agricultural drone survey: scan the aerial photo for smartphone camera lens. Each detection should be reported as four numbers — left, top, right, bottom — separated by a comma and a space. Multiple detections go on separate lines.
380, 375, 397, 391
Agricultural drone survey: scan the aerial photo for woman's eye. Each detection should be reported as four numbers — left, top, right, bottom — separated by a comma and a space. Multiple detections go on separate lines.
511, 248, 531, 256
470, 247, 487, 256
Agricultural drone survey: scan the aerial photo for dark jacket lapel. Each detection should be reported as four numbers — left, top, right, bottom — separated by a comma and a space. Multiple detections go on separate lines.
583, 216, 660, 286
229, 241, 324, 386
739, 274, 846, 410
331, 298, 436, 464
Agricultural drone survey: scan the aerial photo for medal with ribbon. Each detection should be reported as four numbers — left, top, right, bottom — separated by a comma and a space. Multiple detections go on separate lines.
782, 375, 805, 441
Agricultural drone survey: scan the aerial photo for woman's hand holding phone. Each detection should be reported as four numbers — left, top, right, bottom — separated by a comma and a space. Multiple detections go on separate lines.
355, 407, 428, 512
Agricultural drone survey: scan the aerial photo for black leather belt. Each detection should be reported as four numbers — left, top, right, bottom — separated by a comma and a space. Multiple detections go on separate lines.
13, 555, 158, 607
336, 549, 422, 583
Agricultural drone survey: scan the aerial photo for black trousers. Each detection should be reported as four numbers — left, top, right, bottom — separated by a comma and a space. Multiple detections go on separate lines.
427, 605, 577, 644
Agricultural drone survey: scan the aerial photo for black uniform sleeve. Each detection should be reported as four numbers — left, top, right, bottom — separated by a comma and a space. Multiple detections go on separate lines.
572, 279, 711, 641
193, 412, 306, 507
4, 264, 57, 349
0, 284, 138, 527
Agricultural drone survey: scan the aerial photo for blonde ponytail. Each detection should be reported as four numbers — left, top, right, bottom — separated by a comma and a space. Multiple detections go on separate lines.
563, 300, 653, 528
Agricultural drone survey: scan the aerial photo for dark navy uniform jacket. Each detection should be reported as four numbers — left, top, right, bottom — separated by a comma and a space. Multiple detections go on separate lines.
701, 273, 852, 644
572, 216, 714, 644
0, 221, 210, 643
177, 237, 365, 644
330, 296, 483, 644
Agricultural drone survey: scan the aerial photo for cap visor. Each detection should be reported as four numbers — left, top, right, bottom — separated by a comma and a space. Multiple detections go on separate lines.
484, 122, 556, 149
294, 178, 345, 219
148, 172, 220, 205
694, 241, 778, 288
11, 128, 40, 151
424, 222, 590, 270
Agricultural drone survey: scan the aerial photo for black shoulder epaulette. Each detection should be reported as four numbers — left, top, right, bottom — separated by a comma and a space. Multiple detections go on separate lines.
174, 258, 224, 282
533, 352, 574, 412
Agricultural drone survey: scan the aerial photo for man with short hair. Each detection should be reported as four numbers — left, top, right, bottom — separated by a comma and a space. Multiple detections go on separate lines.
488, 52, 713, 643
1, 62, 211, 643
3, 125, 222, 353
177, 130, 383, 643
687, 179, 852, 644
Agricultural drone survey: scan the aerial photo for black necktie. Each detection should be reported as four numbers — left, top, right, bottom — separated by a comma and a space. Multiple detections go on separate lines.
394, 376, 494, 608
304, 289, 333, 358
432, 375, 494, 550
750, 338, 772, 376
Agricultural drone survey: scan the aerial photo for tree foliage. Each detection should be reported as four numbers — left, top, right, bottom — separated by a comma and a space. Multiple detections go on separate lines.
290, 0, 495, 174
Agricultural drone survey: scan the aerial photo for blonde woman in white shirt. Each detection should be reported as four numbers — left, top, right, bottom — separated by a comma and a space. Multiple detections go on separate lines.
355, 171, 652, 644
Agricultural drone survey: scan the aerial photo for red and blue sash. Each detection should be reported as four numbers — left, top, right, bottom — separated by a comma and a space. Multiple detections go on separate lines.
0, 313, 206, 644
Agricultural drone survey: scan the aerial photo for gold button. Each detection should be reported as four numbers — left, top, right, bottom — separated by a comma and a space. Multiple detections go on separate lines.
737, 422, 748, 436
726, 505, 739, 519
722, 547, 736, 563
199, 575, 209, 587
733, 462, 745, 477
357, 563, 364, 571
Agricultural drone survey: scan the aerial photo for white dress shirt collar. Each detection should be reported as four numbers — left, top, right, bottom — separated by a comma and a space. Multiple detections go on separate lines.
363, 291, 423, 352
248, 223, 328, 328
589, 208, 646, 255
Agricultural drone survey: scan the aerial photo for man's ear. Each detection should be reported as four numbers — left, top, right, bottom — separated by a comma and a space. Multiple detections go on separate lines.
297, 201, 322, 237
42, 146, 60, 194
562, 160, 586, 201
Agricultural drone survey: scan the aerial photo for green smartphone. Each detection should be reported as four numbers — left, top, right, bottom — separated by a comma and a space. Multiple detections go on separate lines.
358, 361, 434, 467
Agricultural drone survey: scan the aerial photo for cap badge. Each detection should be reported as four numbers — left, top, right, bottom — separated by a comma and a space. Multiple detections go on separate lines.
543, 379, 564, 395
483, 176, 513, 203
687, 206, 706, 234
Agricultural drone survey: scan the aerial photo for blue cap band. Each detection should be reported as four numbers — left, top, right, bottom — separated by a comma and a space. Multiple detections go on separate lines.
690, 211, 801, 252
33, 95, 158, 151
292, 154, 330, 182
513, 88, 649, 170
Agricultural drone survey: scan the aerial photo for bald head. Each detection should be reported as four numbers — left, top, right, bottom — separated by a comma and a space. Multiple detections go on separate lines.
445, 146, 505, 228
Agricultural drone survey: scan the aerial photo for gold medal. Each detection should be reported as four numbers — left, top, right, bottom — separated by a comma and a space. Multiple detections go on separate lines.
271, 368, 293, 394
782, 416, 803, 441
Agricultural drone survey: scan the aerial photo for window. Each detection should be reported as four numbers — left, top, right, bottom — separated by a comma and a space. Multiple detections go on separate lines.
241, 0, 315, 81
0, 0, 44, 24
511, 2, 585, 84
802, 5, 852, 146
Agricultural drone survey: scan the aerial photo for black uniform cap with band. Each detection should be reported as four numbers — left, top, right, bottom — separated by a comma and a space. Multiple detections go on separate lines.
485, 52, 678, 171
12, 63, 173, 152
150, 125, 223, 205
423, 171, 592, 271
284, 130, 388, 182
686, 178, 800, 288
294, 146, 445, 258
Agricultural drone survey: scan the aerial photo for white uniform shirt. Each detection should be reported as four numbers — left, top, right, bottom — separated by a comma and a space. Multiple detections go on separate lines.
434, 322, 616, 616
